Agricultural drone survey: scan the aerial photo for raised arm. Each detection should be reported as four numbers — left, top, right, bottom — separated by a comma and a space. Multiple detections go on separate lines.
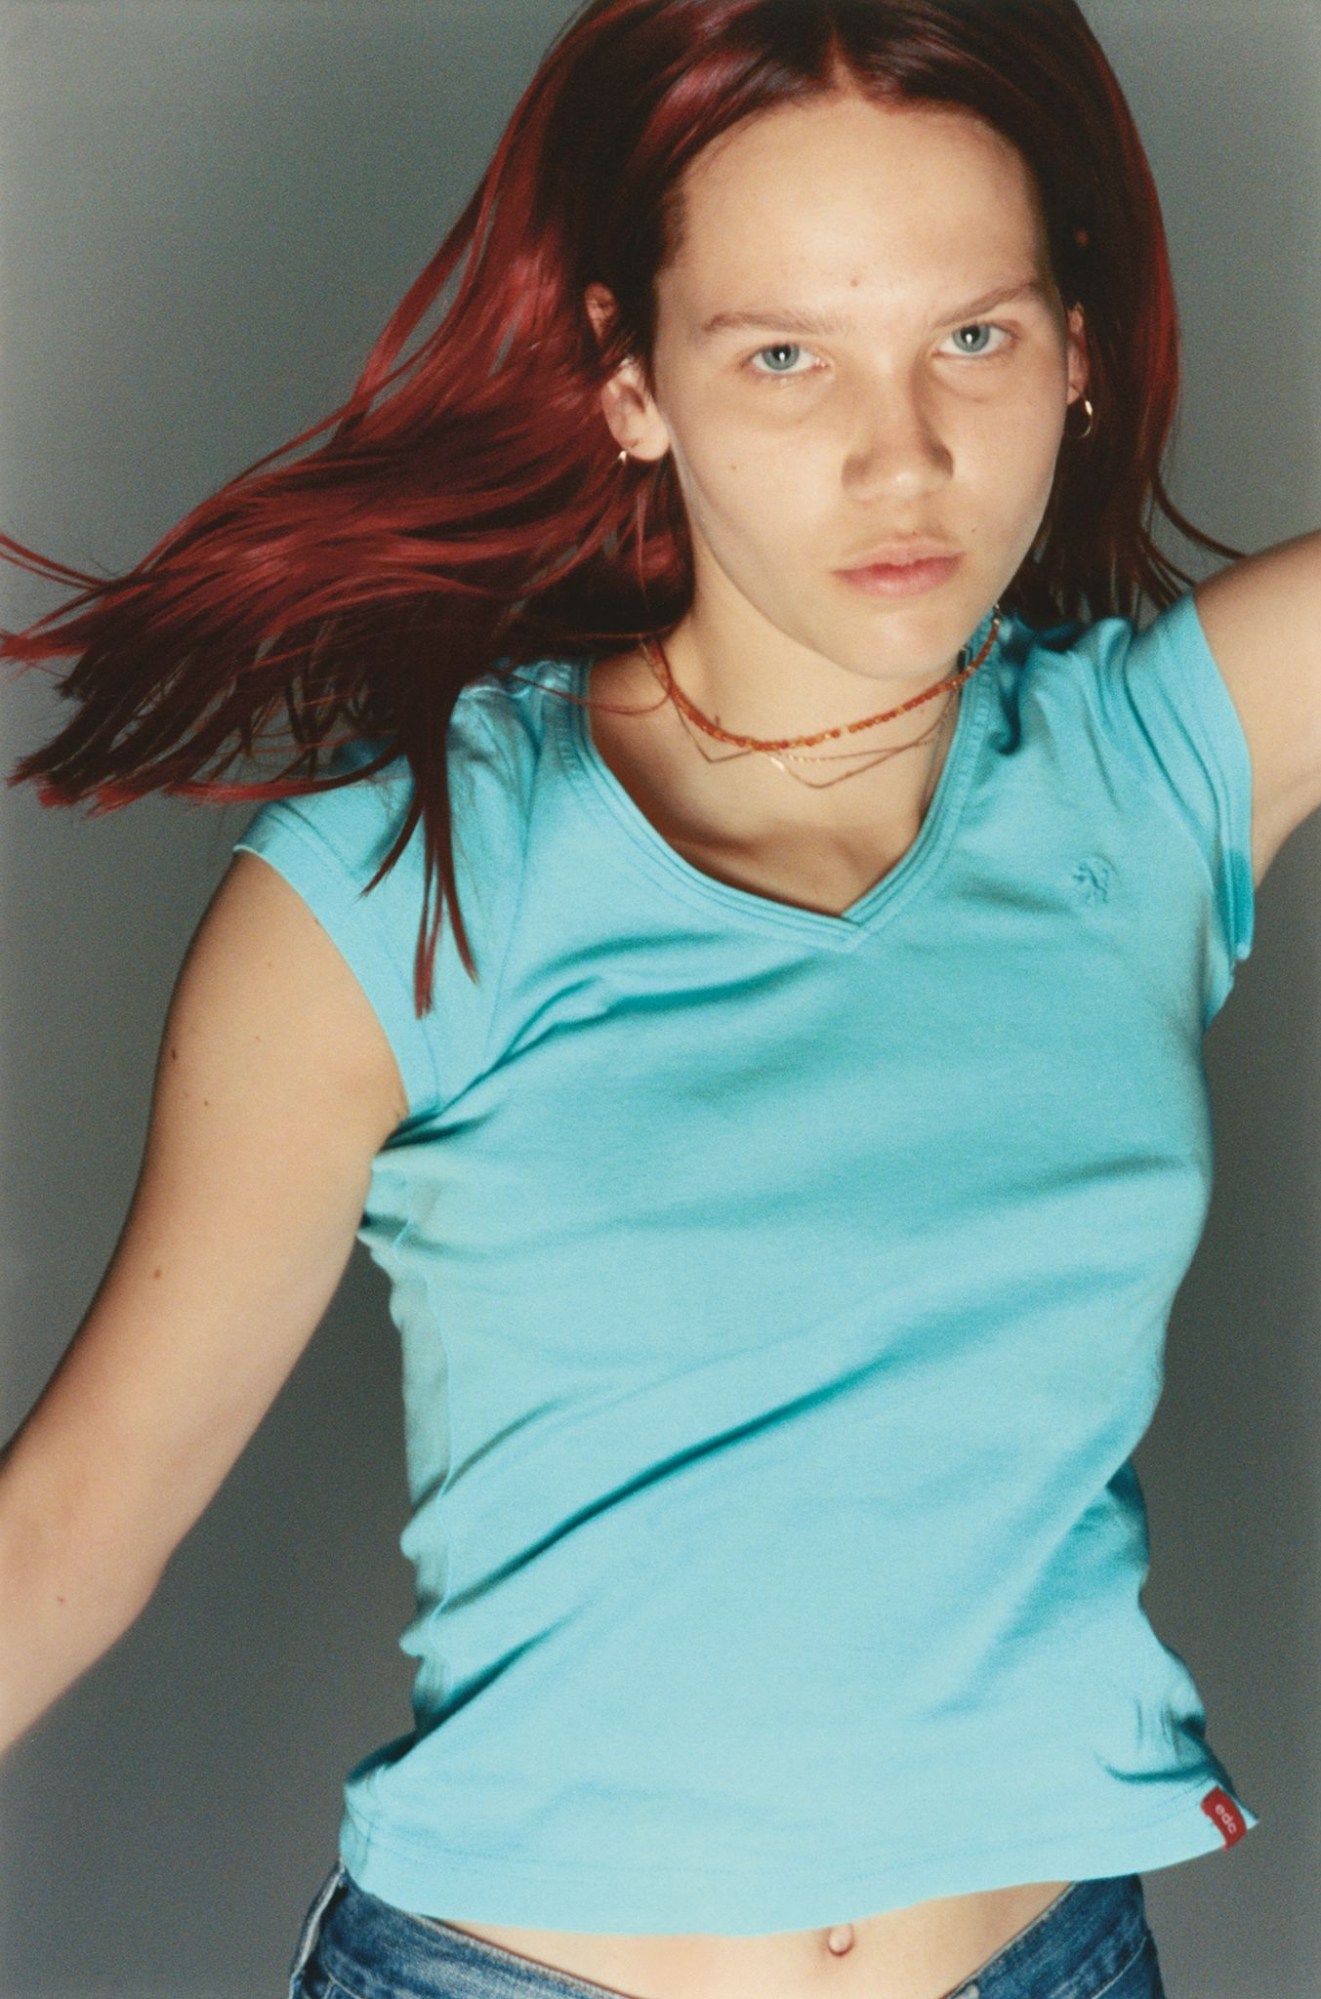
0, 848, 410, 1758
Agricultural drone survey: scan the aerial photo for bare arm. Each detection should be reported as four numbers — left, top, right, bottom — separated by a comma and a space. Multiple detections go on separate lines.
0, 848, 411, 1758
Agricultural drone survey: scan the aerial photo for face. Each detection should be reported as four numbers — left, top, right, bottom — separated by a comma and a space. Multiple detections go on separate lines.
588, 90, 1089, 697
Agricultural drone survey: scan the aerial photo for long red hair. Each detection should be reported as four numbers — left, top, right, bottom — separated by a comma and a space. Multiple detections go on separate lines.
2, 0, 1243, 1009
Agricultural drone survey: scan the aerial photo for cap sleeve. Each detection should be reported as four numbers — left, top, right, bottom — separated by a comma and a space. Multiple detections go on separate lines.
231, 702, 522, 1132
1095, 588, 1256, 976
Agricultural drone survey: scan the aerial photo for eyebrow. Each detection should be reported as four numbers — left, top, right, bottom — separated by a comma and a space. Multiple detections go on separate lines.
697, 278, 1052, 341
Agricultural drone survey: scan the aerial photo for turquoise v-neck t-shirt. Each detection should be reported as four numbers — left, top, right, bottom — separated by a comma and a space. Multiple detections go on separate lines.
233, 593, 1259, 1932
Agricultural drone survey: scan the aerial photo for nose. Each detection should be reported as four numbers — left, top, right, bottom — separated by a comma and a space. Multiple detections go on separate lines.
842, 379, 953, 499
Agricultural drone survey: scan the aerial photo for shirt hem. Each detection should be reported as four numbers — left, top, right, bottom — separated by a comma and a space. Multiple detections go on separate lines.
337, 1776, 1259, 1933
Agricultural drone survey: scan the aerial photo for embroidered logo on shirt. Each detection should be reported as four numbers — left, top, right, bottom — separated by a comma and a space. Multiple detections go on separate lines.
1072, 857, 1112, 904
1200, 1786, 1249, 1847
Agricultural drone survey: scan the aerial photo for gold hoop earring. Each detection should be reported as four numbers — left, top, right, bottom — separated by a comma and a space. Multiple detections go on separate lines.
1066, 395, 1096, 442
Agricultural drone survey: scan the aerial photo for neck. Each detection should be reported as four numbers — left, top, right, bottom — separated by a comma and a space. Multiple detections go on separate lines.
594, 645, 966, 844
657, 609, 972, 751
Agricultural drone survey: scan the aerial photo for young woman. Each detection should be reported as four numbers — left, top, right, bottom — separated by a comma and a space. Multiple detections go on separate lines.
2, 2, 1310, 1996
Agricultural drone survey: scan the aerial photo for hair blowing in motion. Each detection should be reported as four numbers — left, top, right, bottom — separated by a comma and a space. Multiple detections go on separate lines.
1, 0, 1241, 1011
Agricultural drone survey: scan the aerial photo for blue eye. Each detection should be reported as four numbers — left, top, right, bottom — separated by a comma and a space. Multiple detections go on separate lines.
948, 322, 1009, 356
750, 342, 808, 376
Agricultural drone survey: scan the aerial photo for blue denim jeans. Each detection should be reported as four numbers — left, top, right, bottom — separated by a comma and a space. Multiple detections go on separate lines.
289, 1861, 1166, 1999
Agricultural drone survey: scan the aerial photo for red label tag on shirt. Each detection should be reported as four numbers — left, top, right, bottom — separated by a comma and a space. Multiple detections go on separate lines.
1200, 1786, 1248, 1847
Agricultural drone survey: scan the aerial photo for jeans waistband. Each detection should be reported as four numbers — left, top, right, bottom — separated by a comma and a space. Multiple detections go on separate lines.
293, 1863, 1154, 1999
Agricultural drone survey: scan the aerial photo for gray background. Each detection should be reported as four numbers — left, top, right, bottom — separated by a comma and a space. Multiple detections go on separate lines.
0, 2, 1317, 1994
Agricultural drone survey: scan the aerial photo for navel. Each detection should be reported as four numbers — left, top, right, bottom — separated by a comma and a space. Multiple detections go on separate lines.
826, 1922, 856, 1955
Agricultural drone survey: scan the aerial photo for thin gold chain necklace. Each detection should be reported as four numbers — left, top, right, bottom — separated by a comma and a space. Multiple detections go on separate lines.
638, 611, 1001, 791
659, 666, 959, 792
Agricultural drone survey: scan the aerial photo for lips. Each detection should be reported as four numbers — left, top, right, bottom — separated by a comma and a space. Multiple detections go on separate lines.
837, 540, 960, 570
835, 552, 963, 598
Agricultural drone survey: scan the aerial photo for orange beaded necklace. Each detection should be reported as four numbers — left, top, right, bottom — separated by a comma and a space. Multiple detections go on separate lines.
637, 611, 1002, 790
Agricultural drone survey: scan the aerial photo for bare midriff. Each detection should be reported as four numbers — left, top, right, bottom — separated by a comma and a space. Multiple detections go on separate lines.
438, 1878, 1075, 1999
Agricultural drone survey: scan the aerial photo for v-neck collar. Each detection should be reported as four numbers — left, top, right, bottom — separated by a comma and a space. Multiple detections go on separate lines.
556, 613, 1000, 952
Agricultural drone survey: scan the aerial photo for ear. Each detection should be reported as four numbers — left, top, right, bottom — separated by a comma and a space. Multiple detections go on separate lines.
1064, 301, 1090, 408
583, 283, 672, 465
